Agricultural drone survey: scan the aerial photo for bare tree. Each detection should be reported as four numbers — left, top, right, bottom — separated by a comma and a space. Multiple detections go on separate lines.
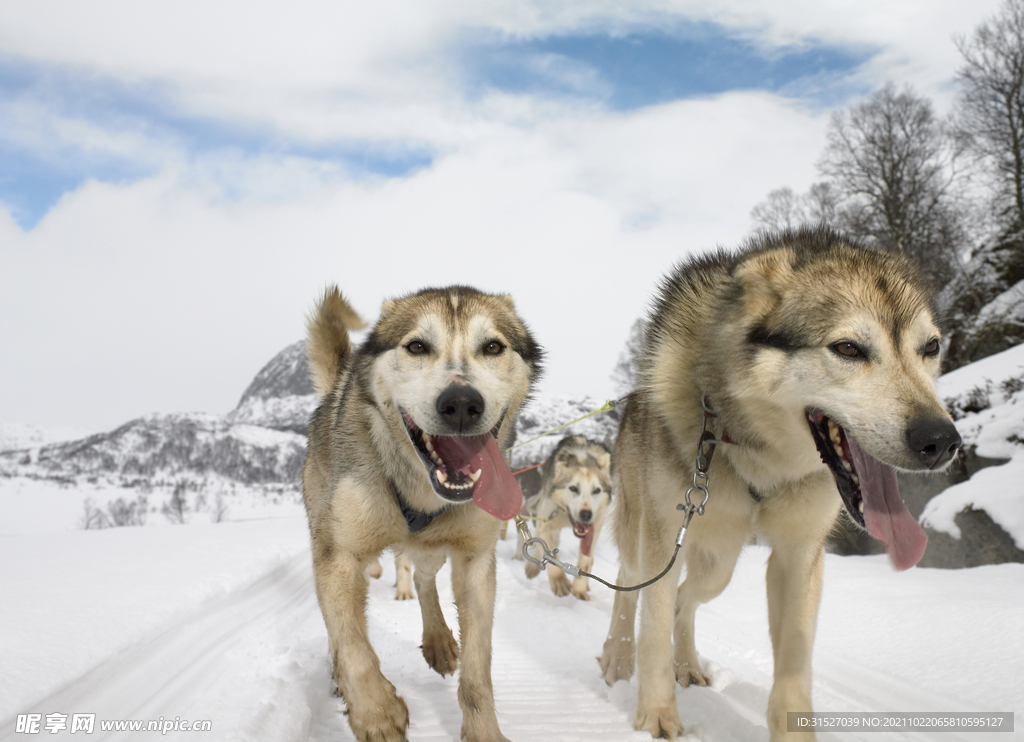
804, 182, 840, 224
82, 498, 111, 530
81, 494, 148, 529
212, 491, 229, 523
750, 188, 804, 232
955, 0, 1024, 235
108, 494, 148, 527
750, 182, 840, 234
610, 318, 646, 397
938, 0, 1024, 368
162, 480, 190, 524
818, 82, 964, 285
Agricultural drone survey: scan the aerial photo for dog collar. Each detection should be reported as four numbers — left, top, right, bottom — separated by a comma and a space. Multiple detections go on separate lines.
392, 482, 448, 533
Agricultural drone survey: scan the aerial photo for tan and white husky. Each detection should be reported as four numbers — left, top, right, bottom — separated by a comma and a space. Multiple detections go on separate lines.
597, 228, 961, 741
523, 435, 612, 600
303, 285, 541, 742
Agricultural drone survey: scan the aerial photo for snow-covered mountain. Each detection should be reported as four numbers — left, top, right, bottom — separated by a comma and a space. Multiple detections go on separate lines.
0, 342, 620, 492
2, 340, 1021, 569
225, 341, 317, 434
0, 414, 306, 488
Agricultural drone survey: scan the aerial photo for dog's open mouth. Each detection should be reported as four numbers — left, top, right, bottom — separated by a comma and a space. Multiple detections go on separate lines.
402, 412, 523, 520
568, 513, 596, 556
806, 411, 927, 570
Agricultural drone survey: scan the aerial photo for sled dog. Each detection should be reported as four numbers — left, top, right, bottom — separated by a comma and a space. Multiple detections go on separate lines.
597, 228, 961, 741
303, 285, 541, 742
366, 552, 415, 600
523, 435, 612, 600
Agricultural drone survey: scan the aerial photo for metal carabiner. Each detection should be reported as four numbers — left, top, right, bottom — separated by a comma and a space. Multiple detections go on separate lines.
522, 537, 581, 577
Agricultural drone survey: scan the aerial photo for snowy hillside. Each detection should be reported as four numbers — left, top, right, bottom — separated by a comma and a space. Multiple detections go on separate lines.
921, 343, 1024, 550
0, 413, 305, 488
226, 341, 317, 434
0, 342, 621, 495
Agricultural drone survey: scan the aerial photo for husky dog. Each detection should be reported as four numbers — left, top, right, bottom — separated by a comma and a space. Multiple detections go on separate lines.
303, 285, 541, 742
597, 228, 961, 741
366, 552, 415, 600
523, 435, 612, 600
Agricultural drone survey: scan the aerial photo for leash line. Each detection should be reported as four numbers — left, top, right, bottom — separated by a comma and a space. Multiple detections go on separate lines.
514, 392, 723, 592
509, 398, 620, 450
511, 461, 544, 476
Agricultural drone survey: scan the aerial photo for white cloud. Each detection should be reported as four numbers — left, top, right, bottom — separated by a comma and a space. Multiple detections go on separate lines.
0, 0, 1007, 429
1, 92, 823, 428
0, 0, 1003, 145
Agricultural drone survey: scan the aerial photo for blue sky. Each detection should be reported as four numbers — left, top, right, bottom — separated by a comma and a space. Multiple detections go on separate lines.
0, 0, 1001, 429
0, 54, 435, 228
0, 22, 875, 230
463, 24, 875, 110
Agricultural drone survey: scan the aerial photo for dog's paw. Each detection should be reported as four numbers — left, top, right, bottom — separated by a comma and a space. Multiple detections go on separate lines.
347, 691, 409, 742
597, 642, 635, 685
635, 704, 683, 740
367, 559, 383, 580
571, 583, 591, 601
524, 561, 540, 579
460, 724, 511, 742
421, 629, 459, 676
394, 586, 415, 601
549, 571, 572, 597
675, 661, 710, 688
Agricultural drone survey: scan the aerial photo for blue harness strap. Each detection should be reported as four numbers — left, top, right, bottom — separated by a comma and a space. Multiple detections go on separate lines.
392, 483, 448, 533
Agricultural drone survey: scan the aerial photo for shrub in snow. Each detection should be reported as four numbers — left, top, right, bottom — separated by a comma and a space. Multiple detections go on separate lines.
162, 481, 190, 525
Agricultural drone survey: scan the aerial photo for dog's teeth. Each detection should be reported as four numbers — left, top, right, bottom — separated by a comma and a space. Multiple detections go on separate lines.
851, 473, 860, 485
834, 444, 844, 458
858, 500, 864, 514
842, 460, 852, 472
425, 438, 435, 453
828, 420, 841, 444
469, 469, 481, 482
436, 469, 447, 484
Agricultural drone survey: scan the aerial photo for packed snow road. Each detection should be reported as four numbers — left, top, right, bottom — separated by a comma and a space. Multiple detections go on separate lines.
0, 516, 1020, 741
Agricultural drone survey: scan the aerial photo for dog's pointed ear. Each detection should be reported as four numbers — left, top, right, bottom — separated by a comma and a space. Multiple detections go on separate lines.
495, 294, 516, 311
554, 460, 567, 477
595, 451, 611, 472
734, 249, 796, 316
379, 298, 398, 318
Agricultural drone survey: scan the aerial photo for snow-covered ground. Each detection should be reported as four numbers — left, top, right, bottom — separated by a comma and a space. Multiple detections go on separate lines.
922, 343, 1024, 548
2, 344, 1022, 741
0, 511, 1020, 742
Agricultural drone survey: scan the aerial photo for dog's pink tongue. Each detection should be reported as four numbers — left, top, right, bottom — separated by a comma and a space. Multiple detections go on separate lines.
431, 434, 523, 520
846, 437, 928, 570
580, 524, 595, 556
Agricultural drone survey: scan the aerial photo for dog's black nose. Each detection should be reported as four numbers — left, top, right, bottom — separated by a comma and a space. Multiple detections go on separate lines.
578, 509, 593, 523
906, 418, 961, 469
436, 384, 485, 430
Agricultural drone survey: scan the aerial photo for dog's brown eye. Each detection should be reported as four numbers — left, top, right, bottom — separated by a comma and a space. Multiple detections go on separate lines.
569, 485, 579, 493
483, 340, 505, 356
593, 487, 602, 495
923, 338, 940, 357
406, 341, 428, 355
832, 341, 864, 359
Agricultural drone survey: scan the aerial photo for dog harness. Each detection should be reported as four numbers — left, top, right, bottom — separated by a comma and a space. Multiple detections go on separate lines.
392, 482, 448, 533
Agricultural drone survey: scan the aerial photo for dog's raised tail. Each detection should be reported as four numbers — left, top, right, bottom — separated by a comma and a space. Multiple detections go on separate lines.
306, 286, 367, 399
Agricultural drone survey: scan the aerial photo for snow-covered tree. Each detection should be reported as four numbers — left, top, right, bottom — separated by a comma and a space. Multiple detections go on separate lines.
610, 319, 645, 398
